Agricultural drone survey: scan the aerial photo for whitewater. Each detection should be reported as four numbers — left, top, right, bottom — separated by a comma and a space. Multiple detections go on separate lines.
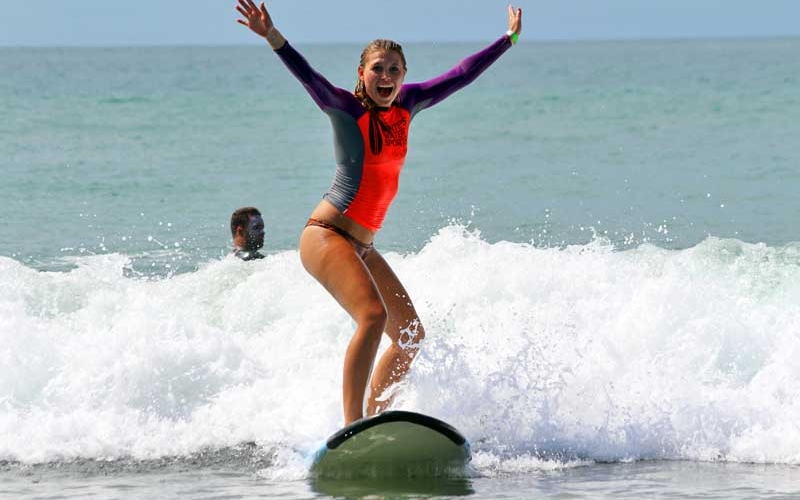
3, 226, 799, 476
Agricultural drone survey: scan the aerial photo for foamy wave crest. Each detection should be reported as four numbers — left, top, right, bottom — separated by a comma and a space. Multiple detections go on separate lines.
1, 226, 799, 471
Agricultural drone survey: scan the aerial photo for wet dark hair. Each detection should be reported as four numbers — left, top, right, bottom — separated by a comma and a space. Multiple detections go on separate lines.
230, 207, 261, 238
353, 39, 407, 110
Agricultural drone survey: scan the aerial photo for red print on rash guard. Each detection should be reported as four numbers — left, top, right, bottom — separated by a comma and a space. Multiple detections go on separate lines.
275, 35, 512, 231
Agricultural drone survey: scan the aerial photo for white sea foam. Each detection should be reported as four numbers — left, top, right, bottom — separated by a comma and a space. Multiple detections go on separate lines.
1, 225, 799, 473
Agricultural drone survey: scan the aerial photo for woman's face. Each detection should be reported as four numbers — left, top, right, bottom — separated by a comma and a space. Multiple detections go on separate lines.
358, 49, 406, 107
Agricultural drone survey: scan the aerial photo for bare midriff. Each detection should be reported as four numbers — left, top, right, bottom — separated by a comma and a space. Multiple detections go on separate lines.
307, 199, 375, 245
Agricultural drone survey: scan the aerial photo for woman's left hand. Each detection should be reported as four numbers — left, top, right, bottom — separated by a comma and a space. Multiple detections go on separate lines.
507, 5, 522, 36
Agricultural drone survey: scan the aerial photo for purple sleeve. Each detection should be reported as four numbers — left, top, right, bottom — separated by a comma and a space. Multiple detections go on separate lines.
399, 35, 512, 117
274, 41, 363, 116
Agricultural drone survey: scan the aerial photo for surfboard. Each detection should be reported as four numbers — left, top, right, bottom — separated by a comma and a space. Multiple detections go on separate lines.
309, 410, 471, 479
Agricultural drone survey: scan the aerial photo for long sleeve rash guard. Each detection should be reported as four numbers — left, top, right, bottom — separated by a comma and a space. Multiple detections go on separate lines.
275, 34, 512, 231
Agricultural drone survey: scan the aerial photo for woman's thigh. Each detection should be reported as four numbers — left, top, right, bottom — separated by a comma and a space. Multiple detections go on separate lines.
300, 226, 385, 321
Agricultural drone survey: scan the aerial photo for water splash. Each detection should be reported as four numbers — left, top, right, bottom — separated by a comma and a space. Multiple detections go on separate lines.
1, 225, 799, 473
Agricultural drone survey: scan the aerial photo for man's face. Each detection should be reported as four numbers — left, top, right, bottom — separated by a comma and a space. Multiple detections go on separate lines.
244, 215, 265, 251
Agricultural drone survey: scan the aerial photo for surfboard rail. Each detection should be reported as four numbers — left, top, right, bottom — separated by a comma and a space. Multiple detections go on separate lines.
309, 410, 471, 479
326, 410, 467, 449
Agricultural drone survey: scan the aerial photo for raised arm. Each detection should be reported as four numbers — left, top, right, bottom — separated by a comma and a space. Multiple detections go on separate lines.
235, 1, 360, 113
401, 5, 523, 115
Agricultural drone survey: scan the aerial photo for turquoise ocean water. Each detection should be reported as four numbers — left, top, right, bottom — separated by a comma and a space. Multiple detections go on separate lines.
2, 37, 800, 498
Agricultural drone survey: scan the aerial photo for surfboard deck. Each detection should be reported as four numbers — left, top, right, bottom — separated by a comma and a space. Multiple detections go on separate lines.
309, 410, 471, 479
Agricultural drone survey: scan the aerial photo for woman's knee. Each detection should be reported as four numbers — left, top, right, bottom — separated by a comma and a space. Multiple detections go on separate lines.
356, 301, 388, 335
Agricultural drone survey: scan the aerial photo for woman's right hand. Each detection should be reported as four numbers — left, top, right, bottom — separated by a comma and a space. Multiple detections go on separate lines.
236, 0, 275, 39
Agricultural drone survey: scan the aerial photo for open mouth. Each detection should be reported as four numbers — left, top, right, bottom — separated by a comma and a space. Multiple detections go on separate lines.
377, 85, 394, 98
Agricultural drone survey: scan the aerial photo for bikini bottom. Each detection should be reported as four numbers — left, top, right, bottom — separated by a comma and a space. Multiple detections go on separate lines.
305, 218, 374, 260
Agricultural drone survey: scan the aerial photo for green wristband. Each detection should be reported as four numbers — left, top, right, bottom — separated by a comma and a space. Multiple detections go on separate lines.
506, 30, 519, 45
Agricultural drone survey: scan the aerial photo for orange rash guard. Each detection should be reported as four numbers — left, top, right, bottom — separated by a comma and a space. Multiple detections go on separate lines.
275, 35, 512, 231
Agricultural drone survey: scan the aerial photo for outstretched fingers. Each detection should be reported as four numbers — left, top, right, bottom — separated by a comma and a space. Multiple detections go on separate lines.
507, 4, 522, 35
235, 0, 253, 26
235, 0, 273, 37
236, 0, 253, 16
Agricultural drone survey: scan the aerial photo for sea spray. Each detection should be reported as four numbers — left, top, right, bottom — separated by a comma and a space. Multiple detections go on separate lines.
2, 226, 799, 472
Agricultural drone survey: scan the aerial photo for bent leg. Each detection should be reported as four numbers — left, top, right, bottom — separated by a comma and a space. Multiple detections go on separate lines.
363, 250, 426, 415
299, 226, 387, 425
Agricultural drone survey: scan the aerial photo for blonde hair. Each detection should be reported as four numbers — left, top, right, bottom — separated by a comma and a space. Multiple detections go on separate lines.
354, 39, 407, 109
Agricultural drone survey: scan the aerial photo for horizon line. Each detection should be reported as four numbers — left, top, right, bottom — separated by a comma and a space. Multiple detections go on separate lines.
1, 33, 799, 49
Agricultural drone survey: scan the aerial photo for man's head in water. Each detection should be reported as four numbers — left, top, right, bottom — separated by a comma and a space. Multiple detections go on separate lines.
230, 206, 265, 260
